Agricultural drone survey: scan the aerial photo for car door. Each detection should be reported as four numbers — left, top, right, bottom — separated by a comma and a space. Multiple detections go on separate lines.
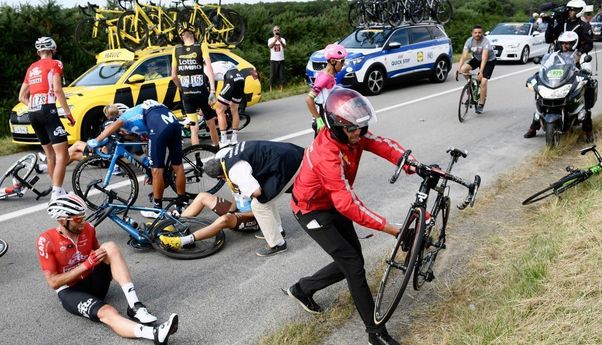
408, 26, 436, 73
383, 28, 411, 78
528, 23, 547, 57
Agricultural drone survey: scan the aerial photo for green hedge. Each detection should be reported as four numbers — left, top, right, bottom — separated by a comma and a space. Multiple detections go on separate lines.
0, 0, 554, 137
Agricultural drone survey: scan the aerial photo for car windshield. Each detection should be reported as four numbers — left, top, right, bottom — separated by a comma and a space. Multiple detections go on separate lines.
339, 29, 391, 48
490, 23, 531, 35
71, 61, 133, 86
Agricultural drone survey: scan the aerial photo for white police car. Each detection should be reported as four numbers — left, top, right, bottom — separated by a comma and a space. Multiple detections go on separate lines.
306, 23, 453, 95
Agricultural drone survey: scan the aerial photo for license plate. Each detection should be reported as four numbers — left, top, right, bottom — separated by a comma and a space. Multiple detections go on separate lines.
12, 125, 28, 134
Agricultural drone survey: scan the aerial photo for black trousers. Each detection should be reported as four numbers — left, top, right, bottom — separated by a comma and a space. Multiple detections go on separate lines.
270, 60, 285, 87
294, 209, 385, 334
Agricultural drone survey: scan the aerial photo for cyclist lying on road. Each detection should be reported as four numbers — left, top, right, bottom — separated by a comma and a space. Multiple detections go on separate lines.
87, 100, 186, 218
37, 194, 178, 344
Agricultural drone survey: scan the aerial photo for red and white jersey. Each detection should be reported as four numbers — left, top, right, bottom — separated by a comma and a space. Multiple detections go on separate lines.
37, 223, 100, 288
23, 58, 63, 111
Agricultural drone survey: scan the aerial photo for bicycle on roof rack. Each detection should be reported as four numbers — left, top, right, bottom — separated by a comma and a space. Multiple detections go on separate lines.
373, 147, 481, 325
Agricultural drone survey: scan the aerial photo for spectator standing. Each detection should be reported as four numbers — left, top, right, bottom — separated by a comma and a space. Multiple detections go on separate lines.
268, 26, 286, 92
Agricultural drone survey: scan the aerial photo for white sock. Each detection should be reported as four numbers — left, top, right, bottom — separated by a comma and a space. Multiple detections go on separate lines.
220, 132, 228, 142
181, 234, 195, 246
52, 186, 65, 194
133, 324, 155, 340
121, 282, 140, 308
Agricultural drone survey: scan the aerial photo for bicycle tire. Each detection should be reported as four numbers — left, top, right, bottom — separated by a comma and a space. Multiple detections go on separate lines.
522, 172, 587, 205
176, 9, 206, 42
407, 0, 425, 24
414, 196, 449, 290
151, 217, 226, 259
457, 83, 471, 123
0, 153, 37, 189
118, 11, 149, 52
348, 1, 365, 28
0, 238, 7, 258
75, 18, 107, 56
434, 0, 453, 24
72, 155, 139, 210
374, 207, 426, 325
226, 112, 251, 131
219, 9, 245, 47
386, 0, 403, 27
169, 144, 225, 199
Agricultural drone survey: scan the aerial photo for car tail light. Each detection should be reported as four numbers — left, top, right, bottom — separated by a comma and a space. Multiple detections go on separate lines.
250, 69, 259, 80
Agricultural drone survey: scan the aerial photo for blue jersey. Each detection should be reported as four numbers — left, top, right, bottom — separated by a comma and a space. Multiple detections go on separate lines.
119, 104, 149, 135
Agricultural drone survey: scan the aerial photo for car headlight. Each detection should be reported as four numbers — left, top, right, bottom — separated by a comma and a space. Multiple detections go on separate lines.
306, 59, 313, 70
345, 57, 364, 66
538, 84, 572, 99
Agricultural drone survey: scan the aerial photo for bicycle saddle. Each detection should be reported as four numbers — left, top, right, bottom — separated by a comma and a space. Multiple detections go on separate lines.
446, 146, 468, 158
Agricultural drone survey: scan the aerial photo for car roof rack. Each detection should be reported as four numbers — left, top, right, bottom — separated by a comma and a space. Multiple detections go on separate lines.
354, 19, 442, 30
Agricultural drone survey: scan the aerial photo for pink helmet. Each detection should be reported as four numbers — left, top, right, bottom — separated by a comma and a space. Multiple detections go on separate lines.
324, 44, 347, 61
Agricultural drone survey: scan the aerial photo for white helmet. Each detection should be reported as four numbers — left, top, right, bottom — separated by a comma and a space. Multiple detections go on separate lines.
142, 99, 160, 109
35, 37, 57, 52
114, 103, 130, 114
47, 193, 87, 219
558, 30, 579, 50
585, 4, 594, 14
533, 12, 539, 17
566, 0, 587, 17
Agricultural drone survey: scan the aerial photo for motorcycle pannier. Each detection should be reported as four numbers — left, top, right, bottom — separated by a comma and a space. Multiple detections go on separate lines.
585, 79, 598, 109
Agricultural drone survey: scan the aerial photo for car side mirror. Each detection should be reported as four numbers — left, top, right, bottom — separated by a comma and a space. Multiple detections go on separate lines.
127, 74, 146, 84
387, 41, 402, 49
533, 57, 542, 64
584, 55, 592, 62
532, 31, 541, 36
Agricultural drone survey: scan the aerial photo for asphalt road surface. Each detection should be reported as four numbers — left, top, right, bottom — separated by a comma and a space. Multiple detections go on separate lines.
1, 45, 601, 345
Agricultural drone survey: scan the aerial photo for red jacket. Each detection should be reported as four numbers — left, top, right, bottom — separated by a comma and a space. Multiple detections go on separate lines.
291, 129, 411, 231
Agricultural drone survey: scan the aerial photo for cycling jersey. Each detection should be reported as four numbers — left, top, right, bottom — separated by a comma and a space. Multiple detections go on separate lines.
23, 58, 63, 111
211, 61, 237, 81
308, 71, 336, 105
218, 69, 245, 105
291, 129, 410, 231
172, 42, 210, 95
37, 223, 100, 288
119, 104, 150, 135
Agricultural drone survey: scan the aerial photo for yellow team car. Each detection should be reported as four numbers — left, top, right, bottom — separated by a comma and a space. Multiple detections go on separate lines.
9, 46, 262, 144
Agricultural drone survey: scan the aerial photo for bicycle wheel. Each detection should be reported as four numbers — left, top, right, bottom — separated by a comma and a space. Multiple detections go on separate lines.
407, 0, 425, 24
433, 0, 453, 24
169, 144, 225, 199
414, 196, 449, 290
72, 155, 139, 210
348, 1, 366, 28
0, 153, 37, 189
151, 217, 226, 259
374, 207, 426, 325
118, 11, 149, 52
219, 9, 245, 46
457, 83, 472, 123
176, 9, 206, 42
226, 112, 251, 131
386, 0, 403, 26
75, 18, 108, 56
0, 239, 7, 258
522, 172, 586, 205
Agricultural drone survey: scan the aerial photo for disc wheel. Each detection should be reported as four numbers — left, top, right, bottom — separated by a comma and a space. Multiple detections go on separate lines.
151, 217, 226, 259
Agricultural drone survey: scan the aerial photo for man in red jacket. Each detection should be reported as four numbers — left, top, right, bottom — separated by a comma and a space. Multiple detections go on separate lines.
287, 88, 413, 345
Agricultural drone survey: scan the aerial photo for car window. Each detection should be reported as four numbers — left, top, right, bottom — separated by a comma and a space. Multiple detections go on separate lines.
490, 23, 531, 35
210, 53, 237, 65
426, 26, 447, 39
71, 61, 133, 86
409, 27, 431, 44
130, 55, 171, 81
340, 29, 392, 48
389, 28, 409, 46
593, 13, 602, 22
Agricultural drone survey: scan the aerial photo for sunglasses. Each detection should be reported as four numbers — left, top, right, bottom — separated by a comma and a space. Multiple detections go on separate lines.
343, 124, 361, 132
567, 7, 577, 11
66, 215, 86, 223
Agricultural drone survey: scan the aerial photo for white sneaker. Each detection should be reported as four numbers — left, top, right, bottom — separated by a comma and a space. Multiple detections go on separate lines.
140, 210, 161, 219
127, 302, 157, 324
153, 314, 179, 345
230, 133, 238, 145
37, 152, 47, 163
219, 139, 231, 148
38, 163, 48, 173
112, 166, 123, 176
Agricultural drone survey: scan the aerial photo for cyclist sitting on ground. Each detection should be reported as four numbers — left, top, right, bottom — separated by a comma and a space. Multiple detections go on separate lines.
287, 88, 418, 345
37, 194, 178, 344
212, 60, 246, 148
19, 37, 76, 201
87, 100, 186, 218
305, 43, 347, 136
455, 24, 497, 114
171, 22, 219, 147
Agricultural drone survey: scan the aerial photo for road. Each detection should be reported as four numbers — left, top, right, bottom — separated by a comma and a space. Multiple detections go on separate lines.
1, 48, 601, 345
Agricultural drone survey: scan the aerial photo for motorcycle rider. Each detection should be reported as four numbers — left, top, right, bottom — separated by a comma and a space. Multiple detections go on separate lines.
523, 31, 594, 142
543, 0, 593, 56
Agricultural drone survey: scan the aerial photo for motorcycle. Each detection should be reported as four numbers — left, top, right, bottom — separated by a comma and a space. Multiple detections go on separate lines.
526, 51, 597, 147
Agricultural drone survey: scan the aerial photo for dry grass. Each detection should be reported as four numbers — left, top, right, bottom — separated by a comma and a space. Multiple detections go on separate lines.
0, 136, 32, 156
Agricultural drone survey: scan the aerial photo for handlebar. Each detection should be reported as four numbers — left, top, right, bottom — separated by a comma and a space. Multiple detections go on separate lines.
579, 144, 602, 164
390, 150, 412, 184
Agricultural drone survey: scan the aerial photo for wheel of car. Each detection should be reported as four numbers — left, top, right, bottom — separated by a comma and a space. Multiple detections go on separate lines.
363, 67, 386, 95
81, 109, 106, 141
429, 57, 449, 83
520, 46, 530, 64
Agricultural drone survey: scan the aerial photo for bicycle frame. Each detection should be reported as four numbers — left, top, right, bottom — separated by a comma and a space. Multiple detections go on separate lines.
93, 141, 150, 190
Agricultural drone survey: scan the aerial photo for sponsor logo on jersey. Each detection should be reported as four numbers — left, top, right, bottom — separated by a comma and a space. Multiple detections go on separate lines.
54, 126, 67, 137
30, 66, 42, 77
77, 298, 97, 319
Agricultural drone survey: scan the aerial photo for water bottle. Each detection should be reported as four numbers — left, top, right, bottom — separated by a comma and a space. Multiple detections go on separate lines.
124, 216, 139, 230
234, 193, 252, 212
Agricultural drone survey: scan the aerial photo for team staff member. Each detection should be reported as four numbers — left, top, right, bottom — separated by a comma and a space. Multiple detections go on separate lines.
203, 141, 303, 256
37, 194, 178, 344
455, 25, 496, 114
287, 89, 415, 345
87, 100, 186, 218
543, 0, 593, 55
305, 43, 347, 136
212, 60, 245, 147
171, 22, 219, 146
19, 37, 75, 200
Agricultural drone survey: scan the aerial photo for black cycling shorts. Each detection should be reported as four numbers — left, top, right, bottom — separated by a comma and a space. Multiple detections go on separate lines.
57, 263, 112, 322
146, 108, 182, 168
468, 57, 496, 79
218, 69, 245, 106
29, 104, 68, 145
182, 89, 217, 122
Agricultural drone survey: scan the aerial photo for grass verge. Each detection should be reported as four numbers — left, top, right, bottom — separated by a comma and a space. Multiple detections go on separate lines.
0, 136, 31, 156
260, 80, 310, 102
